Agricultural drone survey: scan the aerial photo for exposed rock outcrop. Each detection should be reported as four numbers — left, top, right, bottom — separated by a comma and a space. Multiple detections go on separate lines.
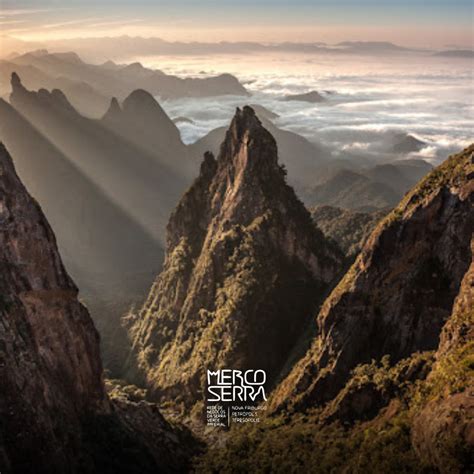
272, 144, 474, 411
412, 237, 474, 473
0, 143, 198, 473
126, 106, 343, 410
0, 142, 107, 472
189, 112, 330, 192
196, 145, 473, 474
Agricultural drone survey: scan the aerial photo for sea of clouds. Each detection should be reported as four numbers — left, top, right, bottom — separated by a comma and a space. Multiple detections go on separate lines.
138, 52, 473, 164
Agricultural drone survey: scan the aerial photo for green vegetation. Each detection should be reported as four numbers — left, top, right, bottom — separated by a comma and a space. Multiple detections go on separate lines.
311, 205, 388, 257
194, 344, 473, 473
105, 378, 148, 402
194, 408, 430, 473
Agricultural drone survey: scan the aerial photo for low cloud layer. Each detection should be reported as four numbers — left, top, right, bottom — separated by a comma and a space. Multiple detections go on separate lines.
157, 52, 473, 164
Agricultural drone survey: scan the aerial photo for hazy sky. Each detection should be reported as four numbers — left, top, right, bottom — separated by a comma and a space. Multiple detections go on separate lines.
1, 0, 473, 48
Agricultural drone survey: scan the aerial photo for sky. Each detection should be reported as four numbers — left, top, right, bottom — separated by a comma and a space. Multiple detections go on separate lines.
0, 0, 473, 48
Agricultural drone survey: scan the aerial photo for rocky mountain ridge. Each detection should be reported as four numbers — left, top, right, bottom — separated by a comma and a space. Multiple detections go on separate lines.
1, 50, 248, 117
272, 145, 473, 411
0, 142, 107, 472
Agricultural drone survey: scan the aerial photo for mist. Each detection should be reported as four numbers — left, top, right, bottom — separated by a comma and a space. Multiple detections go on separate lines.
151, 51, 473, 164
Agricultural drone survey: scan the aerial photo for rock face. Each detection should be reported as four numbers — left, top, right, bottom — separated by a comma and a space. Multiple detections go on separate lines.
0, 143, 198, 473
126, 106, 343, 408
272, 145, 474, 410
0, 142, 107, 471
189, 113, 330, 192
411, 237, 474, 473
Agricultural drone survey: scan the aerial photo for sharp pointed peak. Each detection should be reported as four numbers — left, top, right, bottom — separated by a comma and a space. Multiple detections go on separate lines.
228, 105, 270, 140
219, 105, 278, 169
11, 72, 23, 91
108, 96, 121, 112
102, 96, 122, 121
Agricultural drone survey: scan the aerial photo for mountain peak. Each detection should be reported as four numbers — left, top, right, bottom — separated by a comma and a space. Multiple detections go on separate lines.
11, 71, 23, 92
229, 105, 262, 138
51, 51, 83, 64
200, 150, 217, 177
102, 96, 122, 121
125, 110, 343, 410
123, 88, 156, 107
219, 105, 279, 175
10, 72, 76, 114
100, 88, 188, 172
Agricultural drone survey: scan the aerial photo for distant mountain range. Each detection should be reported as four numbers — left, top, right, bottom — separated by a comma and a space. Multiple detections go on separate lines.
0, 49, 248, 116
302, 160, 433, 211
3, 35, 471, 63
40, 38, 436, 61
434, 49, 474, 58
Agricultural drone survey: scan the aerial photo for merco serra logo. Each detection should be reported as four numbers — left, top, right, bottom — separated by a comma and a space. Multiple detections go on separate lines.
207, 369, 267, 402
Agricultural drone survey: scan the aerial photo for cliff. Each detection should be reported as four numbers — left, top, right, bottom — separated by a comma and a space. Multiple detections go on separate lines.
0, 143, 198, 473
0, 142, 107, 472
272, 145, 474, 410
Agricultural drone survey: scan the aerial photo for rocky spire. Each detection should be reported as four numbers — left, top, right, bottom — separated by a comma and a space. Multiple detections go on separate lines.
10, 71, 23, 92
125, 106, 343, 411
102, 96, 122, 121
